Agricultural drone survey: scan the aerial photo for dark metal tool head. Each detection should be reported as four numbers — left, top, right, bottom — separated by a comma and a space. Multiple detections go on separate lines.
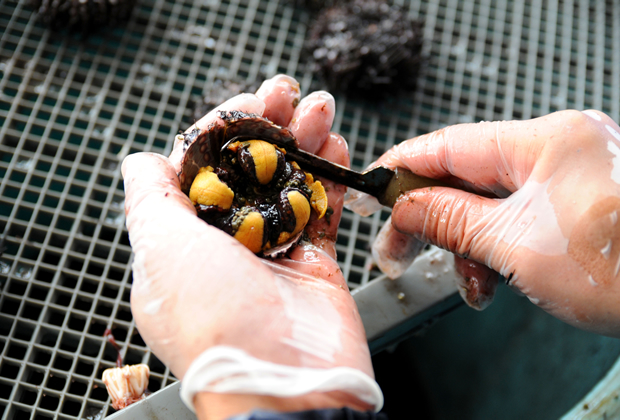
234, 140, 449, 208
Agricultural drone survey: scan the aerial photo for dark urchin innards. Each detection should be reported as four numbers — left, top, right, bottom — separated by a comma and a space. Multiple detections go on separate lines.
306, 0, 424, 96
29, 0, 137, 31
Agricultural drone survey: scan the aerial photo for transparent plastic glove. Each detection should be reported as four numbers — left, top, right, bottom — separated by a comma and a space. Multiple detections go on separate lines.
371, 110, 620, 336
122, 75, 381, 417
346, 174, 497, 310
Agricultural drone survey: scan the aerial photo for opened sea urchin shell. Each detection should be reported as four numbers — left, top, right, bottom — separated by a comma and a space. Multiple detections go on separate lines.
178, 111, 328, 257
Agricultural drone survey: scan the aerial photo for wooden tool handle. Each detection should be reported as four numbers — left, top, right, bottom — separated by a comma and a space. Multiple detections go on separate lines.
378, 167, 452, 207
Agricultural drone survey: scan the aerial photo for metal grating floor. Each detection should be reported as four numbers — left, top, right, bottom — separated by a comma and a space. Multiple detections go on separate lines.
0, 0, 619, 418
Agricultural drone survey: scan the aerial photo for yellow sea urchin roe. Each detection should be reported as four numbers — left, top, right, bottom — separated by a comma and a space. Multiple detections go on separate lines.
308, 180, 328, 219
233, 211, 265, 253
246, 140, 279, 185
189, 167, 234, 209
277, 190, 311, 245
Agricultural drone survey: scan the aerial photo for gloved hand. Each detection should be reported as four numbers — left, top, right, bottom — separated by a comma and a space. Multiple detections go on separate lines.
363, 110, 620, 336
122, 75, 381, 419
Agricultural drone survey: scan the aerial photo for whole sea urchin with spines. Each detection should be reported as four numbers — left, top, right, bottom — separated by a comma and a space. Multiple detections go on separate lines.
29, 0, 137, 31
306, 0, 424, 96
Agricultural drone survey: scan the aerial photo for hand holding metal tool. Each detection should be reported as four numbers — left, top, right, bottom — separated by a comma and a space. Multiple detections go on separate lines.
361, 110, 620, 338
281, 146, 452, 208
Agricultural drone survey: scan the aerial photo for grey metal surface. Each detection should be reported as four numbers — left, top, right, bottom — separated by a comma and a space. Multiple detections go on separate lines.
0, 0, 619, 418
351, 247, 460, 355
106, 382, 196, 420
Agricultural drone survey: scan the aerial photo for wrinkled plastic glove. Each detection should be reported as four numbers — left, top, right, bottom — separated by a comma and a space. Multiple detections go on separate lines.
356, 110, 620, 336
122, 75, 381, 418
